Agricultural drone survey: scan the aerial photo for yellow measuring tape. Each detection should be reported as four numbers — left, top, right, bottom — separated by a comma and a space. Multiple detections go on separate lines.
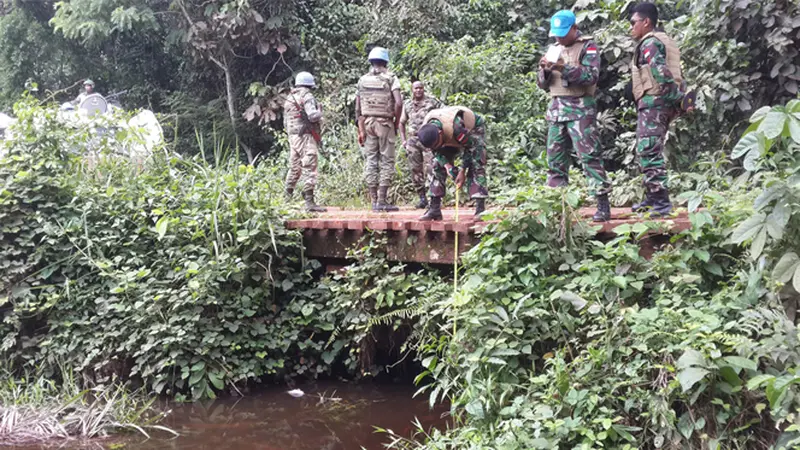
453, 185, 459, 293
453, 181, 459, 337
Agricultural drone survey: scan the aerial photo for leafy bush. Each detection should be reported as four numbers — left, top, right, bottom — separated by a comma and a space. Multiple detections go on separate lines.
0, 100, 344, 400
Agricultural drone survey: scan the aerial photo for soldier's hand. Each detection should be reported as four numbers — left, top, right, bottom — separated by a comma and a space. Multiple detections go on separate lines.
455, 169, 466, 190
358, 130, 366, 145
539, 57, 550, 71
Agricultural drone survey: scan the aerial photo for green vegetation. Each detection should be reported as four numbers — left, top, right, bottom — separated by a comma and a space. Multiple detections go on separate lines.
0, 367, 175, 444
2, 0, 800, 447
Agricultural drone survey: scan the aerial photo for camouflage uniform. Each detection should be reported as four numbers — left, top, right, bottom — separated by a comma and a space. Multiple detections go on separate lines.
634, 36, 683, 193
357, 67, 401, 188
536, 35, 611, 196
427, 114, 489, 199
283, 87, 322, 193
400, 95, 442, 192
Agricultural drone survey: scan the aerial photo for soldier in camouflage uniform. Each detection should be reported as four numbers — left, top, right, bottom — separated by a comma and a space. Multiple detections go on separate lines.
537, 10, 612, 222
627, 2, 690, 216
400, 81, 443, 209
284, 71, 326, 212
356, 47, 403, 212
416, 106, 489, 221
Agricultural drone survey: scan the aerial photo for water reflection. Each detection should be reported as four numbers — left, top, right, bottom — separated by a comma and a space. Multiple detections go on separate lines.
128, 382, 447, 450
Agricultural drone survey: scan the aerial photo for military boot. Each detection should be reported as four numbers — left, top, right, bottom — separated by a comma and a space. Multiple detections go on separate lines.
415, 188, 429, 209
303, 190, 327, 213
632, 193, 654, 213
369, 186, 379, 211
592, 194, 611, 222
650, 189, 673, 217
419, 196, 443, 221
285, 187, 294, 202
376, 186, 399, 212
474, 198, 486, 220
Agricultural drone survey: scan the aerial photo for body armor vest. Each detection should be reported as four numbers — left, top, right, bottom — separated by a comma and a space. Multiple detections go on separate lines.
631, 31, 682, 101
549, 37, 597, 98
358, 72, 396, 118
423, 106, 476, 149
283, 88, 314, 135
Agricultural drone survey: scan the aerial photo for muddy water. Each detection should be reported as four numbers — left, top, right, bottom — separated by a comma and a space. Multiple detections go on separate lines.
127, 382, 447, 450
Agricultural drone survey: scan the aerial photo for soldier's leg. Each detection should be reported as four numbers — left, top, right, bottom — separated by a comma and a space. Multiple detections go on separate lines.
377, 122, 397, 188
372, 121, 397, 211
420, 151, 451, 221
406, 138, 426, 192
363, 119, 380, 189
567, 117, 611, 196
285, 135, 303, 192
423, 147, 433, 189
428, 152, 451, 199
546, 122, 572, 188
464, 127, 489, 199
299, 135, 319, 194
635, 107, 670, 193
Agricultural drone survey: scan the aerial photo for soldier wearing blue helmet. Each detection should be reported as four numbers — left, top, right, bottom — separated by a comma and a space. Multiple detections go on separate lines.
355, 46, 403, 212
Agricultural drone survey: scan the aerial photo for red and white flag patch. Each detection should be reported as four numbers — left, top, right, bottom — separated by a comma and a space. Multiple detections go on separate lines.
586, 44, 598, 55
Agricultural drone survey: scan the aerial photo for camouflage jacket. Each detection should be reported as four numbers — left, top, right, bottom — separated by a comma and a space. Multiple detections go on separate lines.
401, 95, 443, 136
537, 34, 600, 122
635, 36, 683, 110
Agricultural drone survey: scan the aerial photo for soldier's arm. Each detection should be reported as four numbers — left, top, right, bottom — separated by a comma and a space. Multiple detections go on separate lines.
393, 90, 403, 128
304, 97, 322, 123
642, 38, 680, 100
560, 41, 600, 86
536, 68, 551, 90
355, 95, 366, 140
399, 104, 408, 143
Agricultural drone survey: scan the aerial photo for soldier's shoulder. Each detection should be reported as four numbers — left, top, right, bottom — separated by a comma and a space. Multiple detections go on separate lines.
641, 35, 667, 52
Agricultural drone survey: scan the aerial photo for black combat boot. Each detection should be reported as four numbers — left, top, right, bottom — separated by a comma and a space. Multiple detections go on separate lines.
650, 189, 673, 217
592, 194, 611, 222
303, 190, 327, 213
369, 186, 379, 211
474, 198, 486, 220
632, 192, 654, 213
414, 188, 429, 209
419, 196, 443, 221
376, 186, 399, 212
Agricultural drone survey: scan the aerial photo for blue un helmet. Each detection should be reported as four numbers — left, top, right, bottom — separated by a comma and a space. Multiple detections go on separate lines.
367, 47, 390, 63
294, 71, 316, 88
549, 10, 576, 38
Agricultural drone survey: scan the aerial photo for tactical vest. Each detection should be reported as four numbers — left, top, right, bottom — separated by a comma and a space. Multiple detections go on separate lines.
358, 71, 396, 118
549, 37, 597, 98
423, 106, 476, 149
283, 88, 313, 135
631, 31, 682, 101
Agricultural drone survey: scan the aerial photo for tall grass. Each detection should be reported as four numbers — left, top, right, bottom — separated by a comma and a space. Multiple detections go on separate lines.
0, 367, 177, 445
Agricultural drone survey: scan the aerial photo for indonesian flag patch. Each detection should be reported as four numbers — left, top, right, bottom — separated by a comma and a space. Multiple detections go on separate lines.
586, 44, 598, 55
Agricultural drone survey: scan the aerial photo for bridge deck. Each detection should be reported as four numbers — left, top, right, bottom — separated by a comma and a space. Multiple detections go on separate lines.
285, 207, 691, 264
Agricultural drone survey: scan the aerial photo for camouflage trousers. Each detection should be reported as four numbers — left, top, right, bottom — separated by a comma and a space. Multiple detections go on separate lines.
430, 126, 489, 199
285, 133, 318, 193
636, 106, 676, 193
546, 117, 611, 196
363, 117, 396, 188
406, 137, 432, 192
